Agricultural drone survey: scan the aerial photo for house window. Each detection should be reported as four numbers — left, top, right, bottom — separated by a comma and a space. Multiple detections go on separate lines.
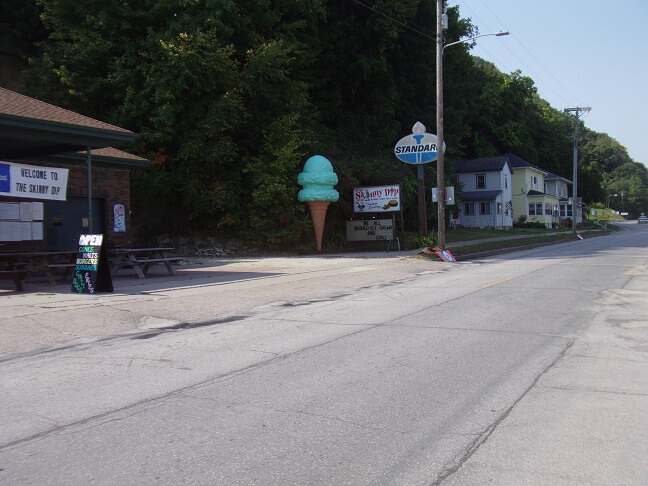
545, 202, 552, 215
497, 202, 502, 214
536, 203, 543, 215
529, 203, 536, 216
464, 202, 475, 215
504, 176, 508, 189
480, 202, 491, 215
476, 174, 486, 189
560, 205, 566, 217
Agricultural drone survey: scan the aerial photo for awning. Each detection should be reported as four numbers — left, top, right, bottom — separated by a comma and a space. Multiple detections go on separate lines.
0, 87, 137, 158
0, 87, 148, 233
39, 147, 152, 169
459, 190, 502, 202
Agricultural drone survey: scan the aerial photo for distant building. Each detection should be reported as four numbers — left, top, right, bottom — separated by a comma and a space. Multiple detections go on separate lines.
544, 171, 581, 223
453, 156, 513, 228
0, 87, 152, 251
505, 153, 560, 228
454, 153, 582, 229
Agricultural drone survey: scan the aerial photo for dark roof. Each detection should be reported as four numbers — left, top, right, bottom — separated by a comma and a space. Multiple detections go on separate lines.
37, 146, 152, 169
502, 153, 548, 174
460, 190, 502, 201
502, 153, 532, 168
0, 87, 137, 158
454, 156, 512, 173
544, 171, 572, 184
454, 152, 550, 174
0, 87, 132, 133
526, 190, 546, 196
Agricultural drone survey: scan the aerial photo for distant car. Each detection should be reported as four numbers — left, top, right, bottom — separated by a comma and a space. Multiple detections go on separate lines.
638, 216, 648, 224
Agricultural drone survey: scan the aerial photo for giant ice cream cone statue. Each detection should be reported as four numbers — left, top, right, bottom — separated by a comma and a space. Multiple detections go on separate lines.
297, 155, 339, 252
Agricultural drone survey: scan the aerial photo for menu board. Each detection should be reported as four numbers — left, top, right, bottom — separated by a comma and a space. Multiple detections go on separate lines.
71, 234, 113, 293
346, 218, 394, 241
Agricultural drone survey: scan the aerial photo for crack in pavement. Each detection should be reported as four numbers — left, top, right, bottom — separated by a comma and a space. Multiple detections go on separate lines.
429, 339, 575, 486
0, 323, 377, 452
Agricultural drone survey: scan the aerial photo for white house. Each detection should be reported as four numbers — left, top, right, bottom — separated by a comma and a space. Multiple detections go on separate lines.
453, 156, 514, 228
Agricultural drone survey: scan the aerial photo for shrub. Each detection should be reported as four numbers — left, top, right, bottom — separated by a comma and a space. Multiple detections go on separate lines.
514, 221, 546, 229
415, 232, 437, 248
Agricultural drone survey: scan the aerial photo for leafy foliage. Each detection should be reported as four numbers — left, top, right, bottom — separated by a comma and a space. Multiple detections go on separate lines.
11, 0, 648, 248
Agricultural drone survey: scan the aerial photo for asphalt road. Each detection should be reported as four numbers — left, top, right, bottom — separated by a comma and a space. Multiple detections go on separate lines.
1, 222, 648, 485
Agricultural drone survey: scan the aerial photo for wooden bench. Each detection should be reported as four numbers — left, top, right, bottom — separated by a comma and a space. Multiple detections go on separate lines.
0, 270, 28, 291
111, 248, 181, 278
136, 257, 183, 277
47, 262, 77, 281
134, 257, 182, 264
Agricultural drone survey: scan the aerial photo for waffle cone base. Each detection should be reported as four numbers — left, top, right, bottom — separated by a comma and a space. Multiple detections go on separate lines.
308, 201, 330, 252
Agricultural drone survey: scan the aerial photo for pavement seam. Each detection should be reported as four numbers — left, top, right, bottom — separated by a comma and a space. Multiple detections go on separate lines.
429, 339, 575, 486
0, 323, 378, 452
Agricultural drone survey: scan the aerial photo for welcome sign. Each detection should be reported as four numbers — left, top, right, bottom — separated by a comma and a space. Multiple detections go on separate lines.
0, 161, 69, 200
394, 122, 445, 164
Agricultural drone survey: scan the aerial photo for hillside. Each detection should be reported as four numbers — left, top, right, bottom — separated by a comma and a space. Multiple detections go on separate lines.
2, 0, 646, 249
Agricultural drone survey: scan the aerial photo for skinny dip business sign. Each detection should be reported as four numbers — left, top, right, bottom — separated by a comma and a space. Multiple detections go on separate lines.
394, 121, 444, 164
0, 161, 68, 201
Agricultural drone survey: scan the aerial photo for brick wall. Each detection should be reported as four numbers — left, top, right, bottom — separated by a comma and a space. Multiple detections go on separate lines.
66, 164, 132, 248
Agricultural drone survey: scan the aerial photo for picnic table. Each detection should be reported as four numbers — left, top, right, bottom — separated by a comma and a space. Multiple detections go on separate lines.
110, 247, 181, 279
0, 250, 77, 288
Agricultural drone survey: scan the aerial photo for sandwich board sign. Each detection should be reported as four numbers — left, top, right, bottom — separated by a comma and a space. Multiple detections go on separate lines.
71, 234, 113, 293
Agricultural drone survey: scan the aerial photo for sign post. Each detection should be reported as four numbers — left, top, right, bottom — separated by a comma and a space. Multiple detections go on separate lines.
353, 185, 404, 250
71, 234, 113, 293
394, 122, 445, 235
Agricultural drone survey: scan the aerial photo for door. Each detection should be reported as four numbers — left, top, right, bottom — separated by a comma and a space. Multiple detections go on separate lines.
45, 196, 105, 250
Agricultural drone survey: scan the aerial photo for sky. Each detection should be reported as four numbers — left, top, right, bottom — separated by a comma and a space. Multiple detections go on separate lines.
451, 0, 648, 166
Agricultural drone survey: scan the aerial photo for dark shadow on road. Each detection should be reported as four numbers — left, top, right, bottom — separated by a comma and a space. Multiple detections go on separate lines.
0, 265, 284, 296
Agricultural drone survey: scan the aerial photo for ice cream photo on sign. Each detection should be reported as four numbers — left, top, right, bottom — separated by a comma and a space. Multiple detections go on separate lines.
297, 155, 339, 252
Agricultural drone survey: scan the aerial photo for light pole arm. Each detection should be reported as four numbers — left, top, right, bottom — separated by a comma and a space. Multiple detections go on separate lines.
442, 31, 509, 54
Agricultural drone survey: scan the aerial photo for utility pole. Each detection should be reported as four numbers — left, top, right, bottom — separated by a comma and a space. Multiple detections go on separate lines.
564, 106, 591, 234
436, 1, 507, 248
436, 0, 445, 248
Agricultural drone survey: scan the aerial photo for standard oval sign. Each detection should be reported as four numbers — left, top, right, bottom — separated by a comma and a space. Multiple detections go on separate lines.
394, 122, 445, 164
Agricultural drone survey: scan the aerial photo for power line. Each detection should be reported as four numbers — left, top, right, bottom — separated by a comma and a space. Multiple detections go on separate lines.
457, 0, 581, 108
475, 0, 584, 105
351, 0, 437, 41
354, 0, 575, 147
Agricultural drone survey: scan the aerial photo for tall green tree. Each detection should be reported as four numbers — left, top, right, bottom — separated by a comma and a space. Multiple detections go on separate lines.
16, 0, 646, 246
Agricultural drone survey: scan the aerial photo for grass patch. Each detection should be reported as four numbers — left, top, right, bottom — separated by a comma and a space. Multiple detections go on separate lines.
415, 229, 610, 260
445, 226, 570, 243
449, 233, 576, 257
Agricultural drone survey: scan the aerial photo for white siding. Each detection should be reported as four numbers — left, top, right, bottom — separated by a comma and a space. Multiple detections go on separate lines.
457, 165, 514, 228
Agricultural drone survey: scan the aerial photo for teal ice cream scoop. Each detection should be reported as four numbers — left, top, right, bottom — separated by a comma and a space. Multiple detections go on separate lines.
297, 155, 339, 202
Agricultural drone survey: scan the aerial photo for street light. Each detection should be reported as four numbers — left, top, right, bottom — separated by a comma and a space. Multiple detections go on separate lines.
442, 31, 510, 54
436, 0, 509, 249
